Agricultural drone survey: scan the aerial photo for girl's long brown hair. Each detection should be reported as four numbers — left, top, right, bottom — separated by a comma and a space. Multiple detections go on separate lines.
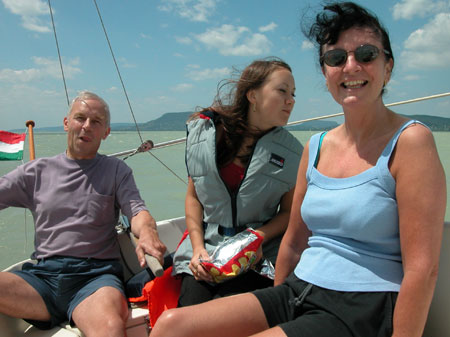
190, 57, 292, 168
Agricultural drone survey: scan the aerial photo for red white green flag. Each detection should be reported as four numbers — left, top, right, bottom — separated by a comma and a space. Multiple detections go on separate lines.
0, 130, 26, 161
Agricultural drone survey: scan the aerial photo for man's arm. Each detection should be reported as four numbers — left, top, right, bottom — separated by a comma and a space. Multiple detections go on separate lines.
130, 210, 167, 267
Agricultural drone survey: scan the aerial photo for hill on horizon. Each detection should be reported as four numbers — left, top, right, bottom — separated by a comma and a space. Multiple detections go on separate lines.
115, 112, 192, 131
9, 112, 450, 132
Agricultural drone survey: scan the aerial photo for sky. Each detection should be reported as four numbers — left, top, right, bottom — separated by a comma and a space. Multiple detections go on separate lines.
0, 0, 449, 131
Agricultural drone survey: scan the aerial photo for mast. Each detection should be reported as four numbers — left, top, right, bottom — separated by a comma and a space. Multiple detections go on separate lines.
25, 120, 36, 161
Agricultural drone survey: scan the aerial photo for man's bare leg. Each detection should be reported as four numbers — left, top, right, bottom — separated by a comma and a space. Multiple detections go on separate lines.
0, 272, 50, 321
72, 286, 128, 337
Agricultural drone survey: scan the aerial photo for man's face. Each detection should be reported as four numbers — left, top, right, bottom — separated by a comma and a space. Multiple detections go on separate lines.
63, 98, 110, 160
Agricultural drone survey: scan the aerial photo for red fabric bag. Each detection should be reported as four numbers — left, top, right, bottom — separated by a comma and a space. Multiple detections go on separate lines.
128, 230, 188, 327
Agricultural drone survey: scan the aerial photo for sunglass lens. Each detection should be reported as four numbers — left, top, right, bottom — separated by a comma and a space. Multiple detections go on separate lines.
356, 45, 379, 63
324, 50, 347, 67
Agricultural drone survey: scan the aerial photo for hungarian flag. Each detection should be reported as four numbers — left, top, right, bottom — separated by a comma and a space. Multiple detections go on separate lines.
0, 131, 26, 161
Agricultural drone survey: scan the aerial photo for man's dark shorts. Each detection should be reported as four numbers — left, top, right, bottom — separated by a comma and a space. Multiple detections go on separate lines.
253, 273, 398, 337
12, 256, 125, 330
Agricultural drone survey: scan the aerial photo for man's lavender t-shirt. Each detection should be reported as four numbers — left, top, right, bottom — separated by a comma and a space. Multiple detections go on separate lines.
0, 152, 148, 260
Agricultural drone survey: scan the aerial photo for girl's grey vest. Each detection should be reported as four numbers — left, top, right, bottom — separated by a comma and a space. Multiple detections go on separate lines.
172, 116, 303, 275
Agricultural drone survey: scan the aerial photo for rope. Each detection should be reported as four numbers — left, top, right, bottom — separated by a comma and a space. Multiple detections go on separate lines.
47, 0, 70, 106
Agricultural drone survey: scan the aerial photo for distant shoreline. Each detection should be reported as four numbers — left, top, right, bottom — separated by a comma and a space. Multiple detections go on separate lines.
9, 112, 450, 133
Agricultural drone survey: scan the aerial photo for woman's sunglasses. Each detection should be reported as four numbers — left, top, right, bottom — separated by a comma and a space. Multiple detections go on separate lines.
321, 44, 390, 67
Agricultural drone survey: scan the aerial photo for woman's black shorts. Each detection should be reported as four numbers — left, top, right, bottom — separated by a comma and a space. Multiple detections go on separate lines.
252, 273, 397, 337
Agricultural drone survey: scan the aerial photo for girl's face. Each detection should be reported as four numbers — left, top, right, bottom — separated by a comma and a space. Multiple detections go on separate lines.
321, 27, 393, 109
247, 68, 296, 131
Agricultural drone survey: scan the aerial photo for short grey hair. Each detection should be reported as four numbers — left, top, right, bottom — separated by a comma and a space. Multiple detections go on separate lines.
68, 91, 110, 127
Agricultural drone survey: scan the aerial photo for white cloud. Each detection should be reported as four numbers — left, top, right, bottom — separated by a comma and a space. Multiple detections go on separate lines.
186, 67, 230, 81
301, 40, 314, 50
392, 0, 450, 20
0, 68, 40, 82
401, 13, 450, 68
158, 0, 217, 22
437, 100, 450, 107
172, 83, 194, 92
195, 24, 272, 56
259, 22, 277, 33
2, 0, 47, 16
158, 96, 170, 102
175, 36, 193, 45
0, 83, 70, 130
403, 74, 421, 81
0, 57, 81, 83
2, 0, 50, 33
119, 57, 136, 68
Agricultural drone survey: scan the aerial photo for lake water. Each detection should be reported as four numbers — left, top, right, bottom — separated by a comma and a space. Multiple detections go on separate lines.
1, 130, 449, 270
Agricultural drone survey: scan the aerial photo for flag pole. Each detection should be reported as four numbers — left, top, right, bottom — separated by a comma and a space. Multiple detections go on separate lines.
25, 120, 36, 161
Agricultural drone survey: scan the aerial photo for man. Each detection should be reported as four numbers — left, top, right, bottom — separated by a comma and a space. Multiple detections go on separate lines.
0, 91, 166, 336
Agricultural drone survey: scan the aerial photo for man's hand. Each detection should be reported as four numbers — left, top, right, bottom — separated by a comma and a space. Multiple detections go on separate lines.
130, 211, 166, 267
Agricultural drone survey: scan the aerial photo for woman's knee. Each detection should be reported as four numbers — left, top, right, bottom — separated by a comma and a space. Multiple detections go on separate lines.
152, 308, 190, 337
158, 308, 184, 326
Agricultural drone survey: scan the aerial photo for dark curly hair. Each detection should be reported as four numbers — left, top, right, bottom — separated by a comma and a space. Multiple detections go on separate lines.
302, 2, 394, 69
191, 57, 292, 168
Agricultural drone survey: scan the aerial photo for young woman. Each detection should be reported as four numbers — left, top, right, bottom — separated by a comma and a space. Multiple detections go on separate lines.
151, 3, 446, 337
172, 58, 303, 307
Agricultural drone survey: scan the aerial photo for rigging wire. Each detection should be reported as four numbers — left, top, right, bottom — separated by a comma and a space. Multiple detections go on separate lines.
287, 91, 450, 126
108, 91, 450, 158
47, 0, 70, 106
48, 0, 185, 184
92, 0, 143, 143
92, 0, 186, 185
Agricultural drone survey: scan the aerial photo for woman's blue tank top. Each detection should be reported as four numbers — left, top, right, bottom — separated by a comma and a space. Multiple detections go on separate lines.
294, 120, 423, 292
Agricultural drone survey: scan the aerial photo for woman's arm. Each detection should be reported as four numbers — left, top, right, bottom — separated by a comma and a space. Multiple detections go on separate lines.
253, 188, 294, 243
274, 142, 312, 286
185, 177, 213, 281
391, 124, 446, 337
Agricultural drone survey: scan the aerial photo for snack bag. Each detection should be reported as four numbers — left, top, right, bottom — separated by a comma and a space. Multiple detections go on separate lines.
200, 228, 264, 283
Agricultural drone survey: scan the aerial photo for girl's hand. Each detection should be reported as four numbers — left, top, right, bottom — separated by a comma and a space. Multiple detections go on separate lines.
189, 249, 213, 282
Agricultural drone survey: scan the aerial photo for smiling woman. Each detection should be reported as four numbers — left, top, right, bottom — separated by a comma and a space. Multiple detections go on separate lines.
150, 3, 447, 337
320, 26, 393, 109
